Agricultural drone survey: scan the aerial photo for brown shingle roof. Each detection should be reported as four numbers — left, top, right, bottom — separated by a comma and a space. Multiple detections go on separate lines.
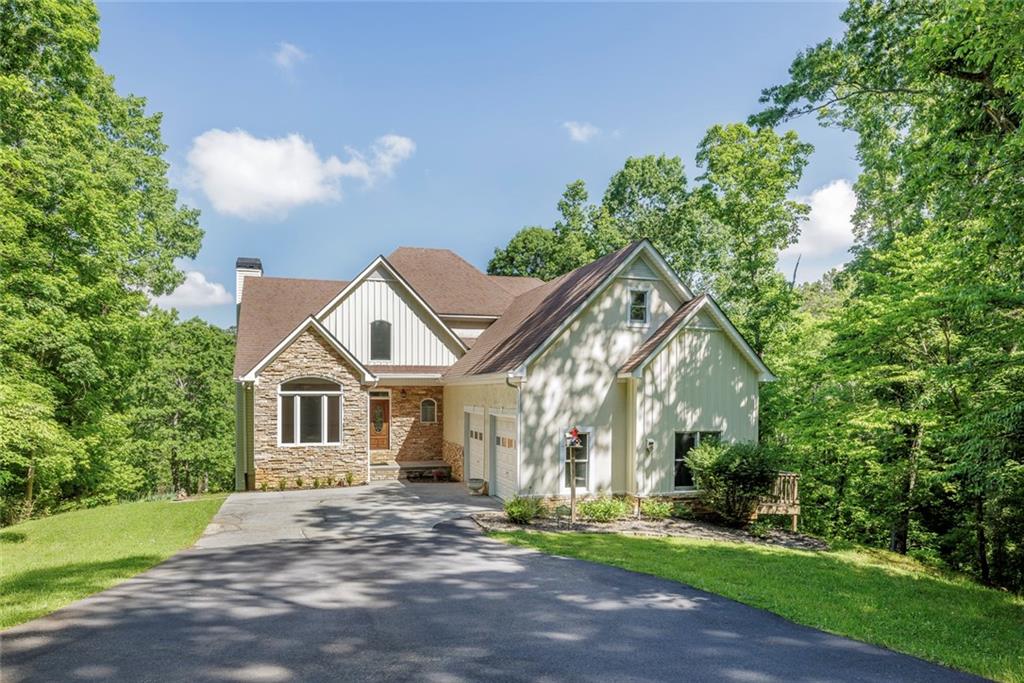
487, 274, 545, 297
444, 241, 644, 378
233, 276, 347, 377
618, 294, 706, 374
387, 247, 514, 316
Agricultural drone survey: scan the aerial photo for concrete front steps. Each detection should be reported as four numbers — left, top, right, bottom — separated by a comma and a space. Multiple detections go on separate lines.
369, 460, 452, 482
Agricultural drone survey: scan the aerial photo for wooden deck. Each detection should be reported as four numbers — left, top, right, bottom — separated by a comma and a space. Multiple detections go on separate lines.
755, 472, 801, 531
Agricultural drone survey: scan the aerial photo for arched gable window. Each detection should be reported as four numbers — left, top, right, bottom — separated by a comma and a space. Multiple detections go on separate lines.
370, 320, 391, 361
420, 398, 437, 423
279, 378, 342, 445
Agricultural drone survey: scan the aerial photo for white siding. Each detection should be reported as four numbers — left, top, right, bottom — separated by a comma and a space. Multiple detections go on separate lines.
635, 326, 759, 494
518, 253, 683, 496
443, 382, 518, 487
445, 318, 494, 341
321, 275, 461, 366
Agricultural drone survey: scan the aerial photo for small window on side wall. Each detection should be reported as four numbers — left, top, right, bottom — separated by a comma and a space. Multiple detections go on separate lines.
420, 399, 437, 423
370, 320, 391, 360
629, 289, 649, 324
674, 431, 720, 489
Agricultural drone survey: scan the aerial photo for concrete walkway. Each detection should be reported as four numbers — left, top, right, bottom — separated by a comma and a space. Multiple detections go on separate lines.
2, 483, 981, 682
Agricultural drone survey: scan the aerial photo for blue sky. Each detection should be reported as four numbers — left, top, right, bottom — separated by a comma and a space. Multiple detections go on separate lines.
96, 2, 859, 328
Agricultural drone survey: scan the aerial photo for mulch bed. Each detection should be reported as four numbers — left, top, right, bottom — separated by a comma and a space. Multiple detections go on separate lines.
472, 511, 829, 551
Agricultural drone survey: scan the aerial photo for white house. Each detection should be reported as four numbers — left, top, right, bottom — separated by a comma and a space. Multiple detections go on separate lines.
233, 240, 774, 500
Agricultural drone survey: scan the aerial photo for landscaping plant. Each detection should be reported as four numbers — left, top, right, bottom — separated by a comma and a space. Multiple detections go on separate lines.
504, 496, 545, 524
639, 498, 673, 520
686, 442, 780, 527
577, 497, 631, 522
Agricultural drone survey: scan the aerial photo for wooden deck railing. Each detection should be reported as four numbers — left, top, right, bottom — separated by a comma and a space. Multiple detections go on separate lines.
755, 472, 801, 531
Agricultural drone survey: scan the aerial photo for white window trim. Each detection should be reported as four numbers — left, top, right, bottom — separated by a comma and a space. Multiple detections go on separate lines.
560, 425, 594, 494
628, 288, 650, 326
673, 430, 720, 491
420, 398, 437, 424
277, 379, 344, 448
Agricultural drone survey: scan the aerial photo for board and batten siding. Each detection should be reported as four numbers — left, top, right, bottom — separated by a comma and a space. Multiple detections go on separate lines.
442, 382, 518, 486
519, 252, 683, 497
635, 322, 759, 495
320, 269, 461, 367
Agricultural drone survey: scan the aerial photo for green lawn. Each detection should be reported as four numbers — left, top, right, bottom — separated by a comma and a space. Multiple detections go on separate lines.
0, 495, 226, 629
493, 531, 1024, 682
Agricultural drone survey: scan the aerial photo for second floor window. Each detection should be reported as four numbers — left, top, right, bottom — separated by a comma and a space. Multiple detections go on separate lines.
629, 289, 649, 324
370, 320, 391, 360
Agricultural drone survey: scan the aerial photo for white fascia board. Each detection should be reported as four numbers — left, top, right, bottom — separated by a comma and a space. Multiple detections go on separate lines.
638, 241, 694, 301
239, 316, 377, 384
440, 372, 510, 386
440, 313, 500, 322
313, 255, 469, 354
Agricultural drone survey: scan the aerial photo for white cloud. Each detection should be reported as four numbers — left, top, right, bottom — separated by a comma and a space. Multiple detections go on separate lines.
274, 42, 308, 70
153, 271, 233, 309
562, 121, 600, 143
186, 130, 416, 220
778, 179, 858, 283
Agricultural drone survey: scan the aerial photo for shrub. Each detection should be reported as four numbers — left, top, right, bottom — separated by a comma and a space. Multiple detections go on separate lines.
260, 481, 268, 492
312, 478, 321, 489
686, 441, 781, 527
640, 498, 673, 520
504, 496, 544, 524
277, 479, 286, 491
578, 496, 631, 522
345, 471, 354, 486
671, 502, 695, 520
295, 477, 304, 489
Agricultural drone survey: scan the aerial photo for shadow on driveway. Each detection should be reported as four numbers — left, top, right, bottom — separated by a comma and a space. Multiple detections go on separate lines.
1, 516, 980, 683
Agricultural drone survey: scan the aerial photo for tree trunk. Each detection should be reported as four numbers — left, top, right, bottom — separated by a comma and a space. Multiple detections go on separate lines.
975, 496, 990, 585
889, 424, 920, 555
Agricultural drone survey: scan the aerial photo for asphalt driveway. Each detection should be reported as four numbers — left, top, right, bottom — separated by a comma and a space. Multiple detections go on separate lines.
2, 482, 980, 682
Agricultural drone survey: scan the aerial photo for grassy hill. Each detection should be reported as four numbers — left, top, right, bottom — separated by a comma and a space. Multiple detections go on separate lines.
495, 531, 1024, 682
1, 495, 226, 629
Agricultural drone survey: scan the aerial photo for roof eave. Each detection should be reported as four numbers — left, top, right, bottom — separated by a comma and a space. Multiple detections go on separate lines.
238, 316, 377, 384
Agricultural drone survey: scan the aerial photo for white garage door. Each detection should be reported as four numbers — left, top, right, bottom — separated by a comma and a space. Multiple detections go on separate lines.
494, 417, 518, 500
467, 413, 485, 480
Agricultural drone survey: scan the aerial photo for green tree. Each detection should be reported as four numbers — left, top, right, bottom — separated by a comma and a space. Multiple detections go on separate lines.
695, 124, 812, 355
0, 0, 203, 518
128, 315, 236, 495
754, 0, 1024, 587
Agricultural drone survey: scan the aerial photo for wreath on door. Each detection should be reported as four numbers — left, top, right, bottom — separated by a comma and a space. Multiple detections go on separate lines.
373, 405, 384, 432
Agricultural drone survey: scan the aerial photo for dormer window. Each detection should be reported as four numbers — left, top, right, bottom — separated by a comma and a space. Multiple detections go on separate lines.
629, 289, 649, 325
370, 320, 391, 360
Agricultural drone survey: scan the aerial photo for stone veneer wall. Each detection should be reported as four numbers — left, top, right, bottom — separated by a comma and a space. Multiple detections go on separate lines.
253, 328, 369, 488
370, 386, 443, 463
442, 440, 464, 482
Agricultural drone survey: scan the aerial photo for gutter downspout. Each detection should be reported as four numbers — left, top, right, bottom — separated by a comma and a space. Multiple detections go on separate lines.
506, 369, 526, 495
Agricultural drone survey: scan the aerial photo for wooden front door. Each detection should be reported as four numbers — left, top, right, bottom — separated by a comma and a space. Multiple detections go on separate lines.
369, 398, 390, 450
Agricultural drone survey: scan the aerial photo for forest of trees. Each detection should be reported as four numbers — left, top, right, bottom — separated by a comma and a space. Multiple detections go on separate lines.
489, 1, 1024, 591
2, 1, 1020, 593
0, 1, 236, 524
